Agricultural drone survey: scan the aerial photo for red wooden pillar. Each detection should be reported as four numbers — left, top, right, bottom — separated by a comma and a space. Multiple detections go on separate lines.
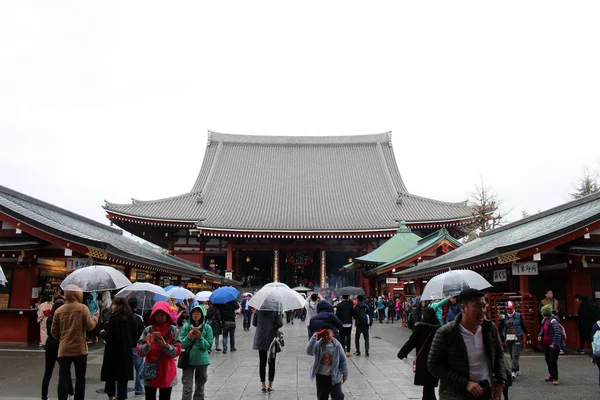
273, 250, 280, 282
519, 275, 529, 295
226, 241, 233, 273
319, 250, 327, 289
415, 280, 423, 296
235, 251, 240, 276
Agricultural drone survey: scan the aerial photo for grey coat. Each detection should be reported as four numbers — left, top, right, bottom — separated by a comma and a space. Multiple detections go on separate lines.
252, 311, 283, 351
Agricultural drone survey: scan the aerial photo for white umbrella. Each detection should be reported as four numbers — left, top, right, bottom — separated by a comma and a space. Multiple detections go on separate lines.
116, 282, 168, 310
0, 266, 7, 286
195, 291, 212, 302
241, 292, 253, 297
420, 270, 492, 301
263, 282, 291, 289
165, 286, 195, 301
248, 284, 305, 312
60, 265, 131, 292
291, 286, 311, 292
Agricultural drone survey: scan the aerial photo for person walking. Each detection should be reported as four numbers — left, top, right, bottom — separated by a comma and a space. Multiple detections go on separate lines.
206, 303, 223, 352
137, 301, 182, 400
428, 289, 508, 400
180, 302, 213, 400
394, 298, 401, 321
241, 294, 253, 331
128, 297, 146, 396
376, 296, 385, 323
575, 294, 598, 354
499, 301, 531, 379
100, 297, 136, 400
352, 295, 372, 357
397, 307, 440, 400
305, 328, 349, 400
37, 295, 53, 347
41, 298, 73, 400
252, 310, 283, 393
305, 293, 320, 339
335, 295, 354, 357
538, 304, 563, 385
51, 284, 99, 400
217, 299, 239, 354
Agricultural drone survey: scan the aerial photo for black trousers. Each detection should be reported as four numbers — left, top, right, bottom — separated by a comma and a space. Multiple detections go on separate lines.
316, 374, 344, 400
378, 309, 385, 323
243, 311, 252, 330
58, 355, 87, 400
544, 346, 560, 379
354, 326, 369, 353
144, 386, 172, 400
340, 326, 352, 353
42, 349, 73, 400
105, 380, 128, 400
258, 350, 276, 382
423, 385, 436, 400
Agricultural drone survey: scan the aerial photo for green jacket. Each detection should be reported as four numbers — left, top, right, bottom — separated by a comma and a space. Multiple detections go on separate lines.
180, 306, 213, 366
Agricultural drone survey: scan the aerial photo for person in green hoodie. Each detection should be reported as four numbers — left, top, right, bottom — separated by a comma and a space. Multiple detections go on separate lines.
180, 302, 213, 400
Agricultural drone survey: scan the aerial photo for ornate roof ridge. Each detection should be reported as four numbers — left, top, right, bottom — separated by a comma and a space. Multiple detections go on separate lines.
207, 130, 393, 146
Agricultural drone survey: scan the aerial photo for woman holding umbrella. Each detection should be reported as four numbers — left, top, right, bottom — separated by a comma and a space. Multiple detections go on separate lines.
252, 309, 283, 393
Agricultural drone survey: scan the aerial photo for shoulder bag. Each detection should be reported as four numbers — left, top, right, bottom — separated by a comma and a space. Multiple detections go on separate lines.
413, 332, 433, 373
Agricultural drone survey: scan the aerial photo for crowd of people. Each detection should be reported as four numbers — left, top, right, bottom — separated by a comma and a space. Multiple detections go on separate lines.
36, 283, 600, 400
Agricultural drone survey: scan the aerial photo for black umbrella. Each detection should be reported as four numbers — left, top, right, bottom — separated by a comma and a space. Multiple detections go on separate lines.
338, 286, 365, 296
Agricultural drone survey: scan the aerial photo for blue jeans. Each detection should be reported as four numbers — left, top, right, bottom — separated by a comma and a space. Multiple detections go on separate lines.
223, 328, 236, 350
132, 348, 144, 394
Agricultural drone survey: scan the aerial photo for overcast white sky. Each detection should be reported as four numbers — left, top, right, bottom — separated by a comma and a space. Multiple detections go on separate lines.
1, 1, 599, 229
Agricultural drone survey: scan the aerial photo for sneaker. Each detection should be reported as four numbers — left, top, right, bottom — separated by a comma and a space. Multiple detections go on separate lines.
511, 372, 516, 380
559, 349, 565, 355
354, 351, 361, 356
575, 349, 586, 355
345, 352, 351, 357
544, 375, 553, 382
215, 348, 222, 351
516, 370, 521, 377
223, 349, 227, 354
553, 379, 559, 385
231, 348, 237, 352
365, 352, 370, 357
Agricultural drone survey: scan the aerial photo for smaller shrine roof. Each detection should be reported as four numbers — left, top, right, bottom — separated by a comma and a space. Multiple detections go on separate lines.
396, 191, 600, 277
0, 185, 238, 285
354, 222, 421, 264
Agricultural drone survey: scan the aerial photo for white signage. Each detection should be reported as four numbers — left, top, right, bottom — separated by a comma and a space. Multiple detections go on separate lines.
493, 269, 507, 283
386, 278, 398, 284
512, 262, 538, 276
225, 271, 233, 279
66, 258, 94, 271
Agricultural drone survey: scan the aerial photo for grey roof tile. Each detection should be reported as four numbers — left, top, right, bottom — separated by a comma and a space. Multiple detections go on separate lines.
0, 185, 238, 284
105, 132, 475, 231
397, 192, 600, 276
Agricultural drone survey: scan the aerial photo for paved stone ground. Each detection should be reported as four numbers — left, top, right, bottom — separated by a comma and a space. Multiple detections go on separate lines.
1, 317, 599, 399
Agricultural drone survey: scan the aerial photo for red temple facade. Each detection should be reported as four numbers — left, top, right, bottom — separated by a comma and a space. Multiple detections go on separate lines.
104, 132, 477, 296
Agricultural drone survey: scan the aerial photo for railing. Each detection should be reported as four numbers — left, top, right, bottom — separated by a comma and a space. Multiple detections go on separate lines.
487, 292, 539, 348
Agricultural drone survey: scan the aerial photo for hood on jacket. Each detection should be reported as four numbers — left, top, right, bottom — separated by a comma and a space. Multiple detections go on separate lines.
150, 301, 174, 325
317, 301, 333, 313
63, 284, 83, 303
189, 302, 206, 326
89, 292, 98, 302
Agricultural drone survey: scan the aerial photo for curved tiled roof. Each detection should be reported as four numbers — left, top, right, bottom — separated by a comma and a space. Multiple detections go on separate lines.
397, 192, 600, 277
105, 131, 475, 232
0, 185, 238, 284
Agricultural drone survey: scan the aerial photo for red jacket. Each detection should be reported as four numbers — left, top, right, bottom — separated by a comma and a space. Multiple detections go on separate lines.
137, 301, 182, 388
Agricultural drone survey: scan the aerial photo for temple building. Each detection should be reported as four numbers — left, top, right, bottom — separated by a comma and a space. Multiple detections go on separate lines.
104, 131, 477, 294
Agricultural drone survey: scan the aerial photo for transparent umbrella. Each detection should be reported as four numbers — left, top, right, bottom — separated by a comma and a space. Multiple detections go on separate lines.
116, 282, 168, 310
0, 266, 7, 286
248, 285, 305, 312
165, 286, 195, 302
420, 270, 492, 301
60, 265, 131, 292
195, 291, 212, 302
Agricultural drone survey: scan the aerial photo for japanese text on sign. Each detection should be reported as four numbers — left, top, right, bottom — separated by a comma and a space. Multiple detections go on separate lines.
386, 278, 398, 284
493, 269, 507, 282
66, 258, 94, 271
511, 262, 538, 276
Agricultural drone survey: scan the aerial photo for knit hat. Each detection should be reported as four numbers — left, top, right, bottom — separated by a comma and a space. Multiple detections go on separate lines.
541, 304, 552, 316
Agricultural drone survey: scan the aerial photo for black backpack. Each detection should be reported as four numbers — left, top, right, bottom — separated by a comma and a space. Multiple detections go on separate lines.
357, 305, 373, 327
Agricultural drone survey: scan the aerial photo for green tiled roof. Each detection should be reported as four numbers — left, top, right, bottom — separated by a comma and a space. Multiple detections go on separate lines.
355, 223, 421, 264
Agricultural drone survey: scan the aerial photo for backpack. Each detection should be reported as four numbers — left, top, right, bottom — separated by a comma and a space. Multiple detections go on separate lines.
358, 305, 372, 327
592, 322, 600, 356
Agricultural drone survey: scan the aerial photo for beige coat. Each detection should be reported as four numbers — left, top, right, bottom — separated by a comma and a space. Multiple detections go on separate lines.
51, 290, 98, 357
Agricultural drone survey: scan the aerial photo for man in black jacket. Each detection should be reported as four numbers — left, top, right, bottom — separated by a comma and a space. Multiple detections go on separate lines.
335, 295, 354, 357
428, 289, 508, 400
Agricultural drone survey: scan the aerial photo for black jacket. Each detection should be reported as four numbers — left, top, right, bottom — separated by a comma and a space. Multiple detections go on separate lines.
100, 310, 136, 382
217, 300, 240, 322
309, 302, 343, 335
427, 314, 508, 400
207, 306, 223, 336
335, 300, 354, 325
577, 295, 599, 341
45, 316, 59, 353
398, 322, 440, 387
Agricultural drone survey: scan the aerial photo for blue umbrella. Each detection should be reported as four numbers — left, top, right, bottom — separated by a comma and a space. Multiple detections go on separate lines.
412, 295, 422, 307
209, 286, 240, 304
